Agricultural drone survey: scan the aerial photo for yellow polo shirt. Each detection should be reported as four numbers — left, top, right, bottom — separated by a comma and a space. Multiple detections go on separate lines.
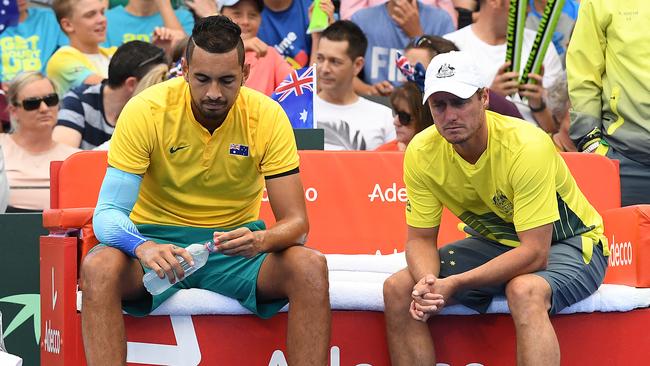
404, 111, 608, 262
45, 45, 116, 93
108, 77, 299, 228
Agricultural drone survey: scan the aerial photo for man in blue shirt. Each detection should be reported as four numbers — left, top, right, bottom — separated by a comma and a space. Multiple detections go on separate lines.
351, 0, 454, 95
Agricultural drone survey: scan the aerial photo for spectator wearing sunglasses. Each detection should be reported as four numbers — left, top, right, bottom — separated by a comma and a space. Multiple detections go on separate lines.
0, 72, 79, 212
376, 81, 433, 151
53, 41, 168, 150
46, 0, 117, 94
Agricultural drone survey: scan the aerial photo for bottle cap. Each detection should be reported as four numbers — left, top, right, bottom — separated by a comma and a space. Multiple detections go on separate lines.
205, 240, 216, 252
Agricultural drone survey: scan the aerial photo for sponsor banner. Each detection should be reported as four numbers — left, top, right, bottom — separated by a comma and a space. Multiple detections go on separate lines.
117, 310, 650, 365
260, 152, 410, 254
40, 236, 80, 366
258, 152, 468, 252
259, 152, 624, 254
603, 205, 650, 287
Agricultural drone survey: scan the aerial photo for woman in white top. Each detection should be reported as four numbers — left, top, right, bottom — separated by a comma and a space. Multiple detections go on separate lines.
1, 72, 79, 212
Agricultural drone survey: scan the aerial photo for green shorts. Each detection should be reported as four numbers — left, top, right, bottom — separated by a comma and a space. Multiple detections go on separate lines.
438, 234, 608, 315
95, 220, 287, 319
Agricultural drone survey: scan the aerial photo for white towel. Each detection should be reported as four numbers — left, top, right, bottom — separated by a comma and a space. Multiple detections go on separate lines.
325, 253, 406, 273
152, 289, 256, 316
150, 274, 389, 315
144, 279, 650, 316
77, 253, 650, 316
440, 284, 650, 315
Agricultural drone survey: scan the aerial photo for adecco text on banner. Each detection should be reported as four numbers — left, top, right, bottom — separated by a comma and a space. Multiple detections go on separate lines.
368, 183, 407, 203
608, 235, 633, 267
262, 187, 318, 202
268, 346, 485, 366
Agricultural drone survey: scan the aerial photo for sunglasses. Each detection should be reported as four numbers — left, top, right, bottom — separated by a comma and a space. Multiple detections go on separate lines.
393, 110, 412, 126
137, 49, 166, 69
17, 93, 59, 111
414, 35, 434, 49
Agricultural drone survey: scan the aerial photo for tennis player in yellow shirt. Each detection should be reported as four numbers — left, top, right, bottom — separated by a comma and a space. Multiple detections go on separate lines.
383, 51, 609, 366
82, 15, 330, 365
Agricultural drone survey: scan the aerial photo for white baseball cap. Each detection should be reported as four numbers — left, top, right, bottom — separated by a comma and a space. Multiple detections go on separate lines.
422, 51, 487, 104
218, 0, 263, 11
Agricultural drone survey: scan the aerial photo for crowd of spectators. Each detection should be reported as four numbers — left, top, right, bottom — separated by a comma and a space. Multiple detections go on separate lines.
0, 0, 647, 212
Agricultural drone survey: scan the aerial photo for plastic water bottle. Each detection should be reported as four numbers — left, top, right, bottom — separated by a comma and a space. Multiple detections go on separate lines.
143, 240, 215, 295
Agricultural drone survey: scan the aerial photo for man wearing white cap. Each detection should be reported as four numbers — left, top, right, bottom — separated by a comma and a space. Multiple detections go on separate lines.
383, 51, 609, 365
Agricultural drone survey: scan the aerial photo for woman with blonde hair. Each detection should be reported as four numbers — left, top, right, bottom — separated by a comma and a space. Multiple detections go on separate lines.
133, 63, 170, 96
1, 72, 79, 212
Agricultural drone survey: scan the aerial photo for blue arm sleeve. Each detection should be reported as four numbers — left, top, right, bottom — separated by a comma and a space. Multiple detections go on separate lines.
93, 167, 148, 257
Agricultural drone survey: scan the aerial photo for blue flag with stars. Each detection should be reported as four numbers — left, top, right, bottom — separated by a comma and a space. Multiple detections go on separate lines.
0, 0, 19, 35
272, 65, 315, 129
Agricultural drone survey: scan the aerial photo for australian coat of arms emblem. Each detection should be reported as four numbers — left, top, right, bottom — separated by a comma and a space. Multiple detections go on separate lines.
436, 63, 455, 78
492, 189, 514, 216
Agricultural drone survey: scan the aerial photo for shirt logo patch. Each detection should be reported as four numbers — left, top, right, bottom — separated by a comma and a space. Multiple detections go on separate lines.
436, 63, 455, 78
169, 145, 189, 154
492, 189, 514, 216
229, 144, 249, 157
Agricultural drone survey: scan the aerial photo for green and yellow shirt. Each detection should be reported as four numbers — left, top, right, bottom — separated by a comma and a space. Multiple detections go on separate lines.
405, 111, 608, 263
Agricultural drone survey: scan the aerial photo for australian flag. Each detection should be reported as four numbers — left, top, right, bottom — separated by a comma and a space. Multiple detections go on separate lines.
229, 143, 249, 157
0, 0, 19, 34
395, 51, 427, 93
272, 65, 315, 129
